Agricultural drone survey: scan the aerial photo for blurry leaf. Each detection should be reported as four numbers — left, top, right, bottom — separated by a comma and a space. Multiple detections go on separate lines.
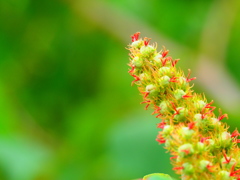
0, 135, 52, 180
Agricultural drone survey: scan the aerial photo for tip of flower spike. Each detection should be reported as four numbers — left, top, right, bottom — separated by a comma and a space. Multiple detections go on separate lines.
131, 32, 140, 42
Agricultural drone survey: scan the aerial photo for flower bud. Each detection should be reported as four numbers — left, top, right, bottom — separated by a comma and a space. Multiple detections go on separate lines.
140, 45, 155, 57
174, 107, 188, 122
211, 117, 221, 126
131, 40, 142, 48
196, 142, 205, 153
164, 139, 171, 148
146, 84, 156, 92
199, 160, 211, 171
159, 75, 170, 86
219, 132, 232, 148
178, 143, 194, 158
180, 127, 195, 140
153, 54, 162, 64
159, 101, 170, 114
218, 170, 231, 180
178, 77, 188, 89
206, 139, 215, 146
146, 84, 158, 98
174, 89, 186, 100
182, 162, 194, 175
139, 73, 150, 81
193, 100, 206, 111
132, 56, 143, 68
145, 84, 158, 99
221, 156, 236, 170
162, 125, 173, 136
194, 114, 203, 126
158, 67, 171, 76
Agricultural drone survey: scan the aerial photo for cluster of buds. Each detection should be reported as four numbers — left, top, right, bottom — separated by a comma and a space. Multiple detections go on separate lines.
128, 32, 240, 180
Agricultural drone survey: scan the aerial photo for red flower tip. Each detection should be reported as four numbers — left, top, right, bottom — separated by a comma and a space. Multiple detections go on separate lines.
173, 166, 184, 170
188, 122, 195, 129
218, 113, 228, 121
181, 149, 190, 155
230, 163, 240, 178
162, 47, 169, 57
204, 100, 215, 109
206, 164, 215, 172
161, 58, 167, 66
131, 74, 140, 86
152, 105, 162, 117
170, 77, 178, 83
140, 100, 151, 110
231, 130, 240, 138
200, 137, 210, 143
186, 69, 196, 82
170, 102, 182, 116
143, 37, 150, 46
156, 134, 166, 144
157, 121, 166, 129
131, 32, 140, 42
172, 59, 180, 67
128, 65, 135, 74
222, 151, 232, 164
182, 94, 192, 99
233, 139, 240, 143
170, 155, 178, 160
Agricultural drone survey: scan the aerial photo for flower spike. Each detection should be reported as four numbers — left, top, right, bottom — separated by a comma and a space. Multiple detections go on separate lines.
127, 32, 240, 179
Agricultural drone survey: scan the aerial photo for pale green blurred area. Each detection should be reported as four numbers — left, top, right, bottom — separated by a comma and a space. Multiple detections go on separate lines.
0, 0, 240, 180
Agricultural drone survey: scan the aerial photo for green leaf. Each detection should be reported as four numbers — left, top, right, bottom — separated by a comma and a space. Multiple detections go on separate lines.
142, 173, 173, 180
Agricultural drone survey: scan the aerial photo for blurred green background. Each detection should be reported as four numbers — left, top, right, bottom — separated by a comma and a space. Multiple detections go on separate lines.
1, 0, 240, 180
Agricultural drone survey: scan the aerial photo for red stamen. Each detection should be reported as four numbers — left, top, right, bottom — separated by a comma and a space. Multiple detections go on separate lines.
206, 164, 214, 172
173, 108, 183, 116
188, 122, 195, 129
145, 104, 150, 110
231, 130, 240, 138
157, 121, 166, 129
140, 100, 151, 110
173, 166, 184, 170
181, 149, 190, 155
202, 107, 216, 119
161, 56, 172, 66
170, 156, 178, 160
131, 74, 140, 86
172, 59, 180, 67
156, 134, 166, 144
128, 65, 135, 74
131, 32, 140, 42
144, 37, 150, 46
186, 69, 196, 82
204, 100, 215, 109
144, 92, 149, 99
200, 137, 210, 143
182, 94, 192, 99
233, 139, 240, 143
230, 163, 240, 178
161, 58, 167, 66
162, 47, 169, 58
152, 105, 161, 115
170, 77, 178, 82
222, 151, 232, 164
170, 102, 182, 117
152, 105, 162, 117
218, 114, 228, 121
